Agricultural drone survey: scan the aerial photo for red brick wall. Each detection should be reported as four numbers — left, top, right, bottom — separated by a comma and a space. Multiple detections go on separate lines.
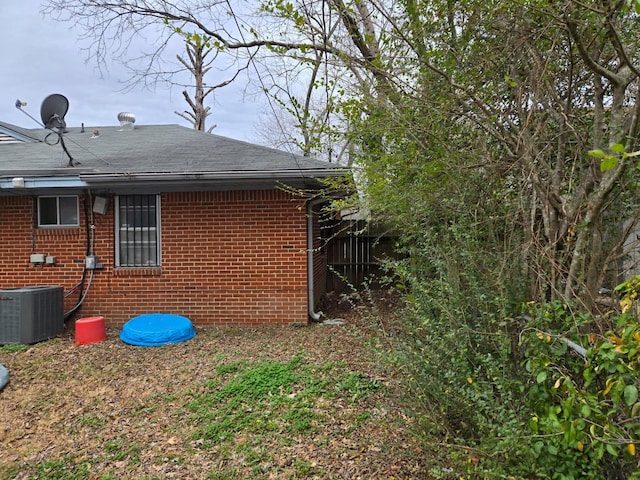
0, 190, 316, 327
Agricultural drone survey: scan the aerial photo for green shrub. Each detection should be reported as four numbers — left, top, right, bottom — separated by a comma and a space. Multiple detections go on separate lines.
386, 242, 534, 477
520, 282, 640, 479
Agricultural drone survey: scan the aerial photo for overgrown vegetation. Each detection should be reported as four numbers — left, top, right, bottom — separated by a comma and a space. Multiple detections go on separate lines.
376, 254, 640, 478
519, 295, 640, 479
340, 1, 640, 477
41, 0, 640, 477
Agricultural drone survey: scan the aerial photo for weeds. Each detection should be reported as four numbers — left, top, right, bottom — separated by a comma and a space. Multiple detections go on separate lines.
187, 352, 383, 470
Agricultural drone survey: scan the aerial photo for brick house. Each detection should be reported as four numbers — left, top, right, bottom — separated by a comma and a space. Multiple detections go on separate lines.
0, 121, 348, 327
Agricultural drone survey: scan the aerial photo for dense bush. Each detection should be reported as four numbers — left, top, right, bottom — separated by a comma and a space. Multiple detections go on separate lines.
382, 221, 531, 477
389, 258, 640, 479
519, 282, 640, 479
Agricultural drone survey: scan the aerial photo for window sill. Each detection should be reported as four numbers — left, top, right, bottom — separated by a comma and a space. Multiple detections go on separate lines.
114, 267, 162, 277
37, 228, 81, 238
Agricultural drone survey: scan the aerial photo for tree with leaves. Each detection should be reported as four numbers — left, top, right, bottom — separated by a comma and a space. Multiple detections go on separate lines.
44, 0, 640, 475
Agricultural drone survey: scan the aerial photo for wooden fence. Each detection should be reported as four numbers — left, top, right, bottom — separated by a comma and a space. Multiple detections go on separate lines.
324, 220, 396, 292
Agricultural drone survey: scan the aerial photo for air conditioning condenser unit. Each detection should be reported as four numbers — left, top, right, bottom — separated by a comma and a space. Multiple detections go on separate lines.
0, 286, 64, 344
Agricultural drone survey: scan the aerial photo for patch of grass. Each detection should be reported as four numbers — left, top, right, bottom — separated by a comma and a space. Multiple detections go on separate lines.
215, 361, 245, 376
78, 412, 106, 428
0, 343, 29, 353
30, 394, 59, 407
33, 456, 90, 479
131, 402, 159, 417
207, 471, 242, 480
282, 406, 321, 433
214, 356, 302, 401
78, 361, 103, 376
1, 465, 21, 479
293, 459, 318, 476
162, 393, 179, 402
336, 372, 382, 401
187, 352, 383, 458
104, 440, 141, 465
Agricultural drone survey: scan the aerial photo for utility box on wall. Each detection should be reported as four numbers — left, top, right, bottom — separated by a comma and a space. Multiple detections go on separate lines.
0, 286, 64, 344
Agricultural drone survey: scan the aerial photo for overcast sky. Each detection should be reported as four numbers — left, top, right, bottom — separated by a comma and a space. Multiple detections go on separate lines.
0, 1, 263, 143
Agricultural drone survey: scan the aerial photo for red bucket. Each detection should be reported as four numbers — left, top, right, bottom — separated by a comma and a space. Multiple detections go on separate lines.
75, 316, 107, 345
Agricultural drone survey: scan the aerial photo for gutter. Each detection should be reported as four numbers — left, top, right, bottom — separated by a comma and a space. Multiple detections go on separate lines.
0, 169, 350, 191
79, 169, 349, 183
0, 175, 88, 189
307, 197, 327, 322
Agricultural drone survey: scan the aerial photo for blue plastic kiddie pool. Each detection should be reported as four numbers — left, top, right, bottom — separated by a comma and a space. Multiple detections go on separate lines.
120, 313, 196, 347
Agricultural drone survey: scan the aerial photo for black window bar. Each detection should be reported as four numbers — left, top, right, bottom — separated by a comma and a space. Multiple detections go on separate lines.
119, 195, 158, 267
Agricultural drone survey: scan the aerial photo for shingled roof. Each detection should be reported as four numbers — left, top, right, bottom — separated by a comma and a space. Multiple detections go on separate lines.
0, 122, 347, 191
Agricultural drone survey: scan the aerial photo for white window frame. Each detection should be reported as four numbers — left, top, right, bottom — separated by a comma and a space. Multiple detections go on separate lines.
37, 195, 80, 227
115, 194, 161, 267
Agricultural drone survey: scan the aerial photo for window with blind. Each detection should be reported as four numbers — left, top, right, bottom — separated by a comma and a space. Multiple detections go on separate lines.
115, 195, 161, 267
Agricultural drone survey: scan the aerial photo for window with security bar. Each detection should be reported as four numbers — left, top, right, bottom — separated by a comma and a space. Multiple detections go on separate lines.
116, 195, 161, 267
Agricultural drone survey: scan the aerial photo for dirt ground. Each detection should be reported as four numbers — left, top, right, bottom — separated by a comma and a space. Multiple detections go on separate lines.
0, 291, 433, 479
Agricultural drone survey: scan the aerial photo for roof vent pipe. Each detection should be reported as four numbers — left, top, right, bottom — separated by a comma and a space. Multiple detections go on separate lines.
117, 112, 135, 131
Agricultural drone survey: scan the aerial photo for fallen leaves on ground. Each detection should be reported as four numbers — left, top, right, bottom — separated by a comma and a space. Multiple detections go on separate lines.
0, 292, 430, 479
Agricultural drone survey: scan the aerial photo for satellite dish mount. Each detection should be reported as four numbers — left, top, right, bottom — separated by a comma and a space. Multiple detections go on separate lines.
40, 94, 77, 167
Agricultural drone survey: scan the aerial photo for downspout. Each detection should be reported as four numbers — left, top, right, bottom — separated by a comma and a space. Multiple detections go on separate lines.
307, 198, 326, 322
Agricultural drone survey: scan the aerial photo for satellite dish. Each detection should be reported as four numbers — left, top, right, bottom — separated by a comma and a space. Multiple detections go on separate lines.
39, 94, 76, 167
40, 94, 69, 130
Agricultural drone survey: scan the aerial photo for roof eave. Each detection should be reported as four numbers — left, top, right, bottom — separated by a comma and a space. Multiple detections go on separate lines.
0, 169, 350, 193
78, 168, 350, 183
79, 169, 349, 191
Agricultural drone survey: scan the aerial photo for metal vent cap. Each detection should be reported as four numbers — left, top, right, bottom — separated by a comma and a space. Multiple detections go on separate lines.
117, 112, 136, 130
